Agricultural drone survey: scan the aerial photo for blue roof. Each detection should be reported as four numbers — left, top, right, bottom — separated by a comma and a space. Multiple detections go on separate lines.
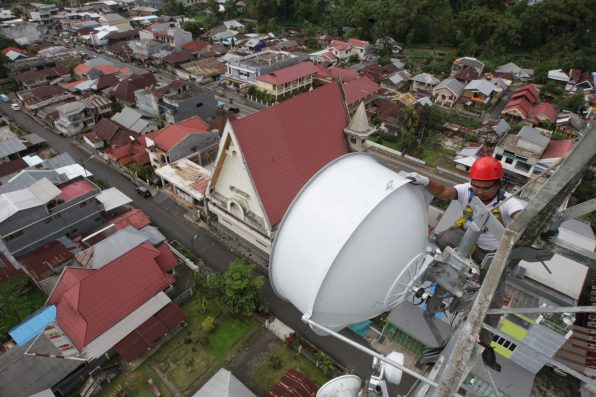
9, 306, 56, 345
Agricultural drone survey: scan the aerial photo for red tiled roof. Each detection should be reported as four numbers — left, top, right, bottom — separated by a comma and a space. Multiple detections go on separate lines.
343, 76, 381, 105
155, 244, 177, 272
183, 39, 209, 52
163, 50, 195, 63
0, 157, 27, 178
502, 98, 532, 118
147, 116, 210, 152
24, 85, 66, 101
207, 113, 236, 133
513, 84, 539, 103
18, 241, 74, 281
530, 102, 558, 123
110, 208, 151, 230
454, 66, 480, 82
47, 268, 95, 306
55, 178, 97, 202
93, 118, 136, 145
314, 64, 329, 78
15, 65, 69, 82
49, 243, 174, 349
2, 47, 27, 55
257, 62, 319, 85
230, 82, 348, 226
347, 38, 368, 48
114, 303, 185, 362
96, 74, 119, 90
330, 67, 359, 83
541, 139, 574, 159
329, 39, 349, 51
113, 73, 157, 104
266, 368, 318, 397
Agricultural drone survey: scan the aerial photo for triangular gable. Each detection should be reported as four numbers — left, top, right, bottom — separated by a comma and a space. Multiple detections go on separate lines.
210, 83, 349, 227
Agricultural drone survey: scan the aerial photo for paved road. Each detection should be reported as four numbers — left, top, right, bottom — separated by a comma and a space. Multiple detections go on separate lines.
0, 103, 417, 394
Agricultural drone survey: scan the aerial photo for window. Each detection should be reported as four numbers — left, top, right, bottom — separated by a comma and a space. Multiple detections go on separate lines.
44, 213, 61, 224
195, 102, 203, 108
505, 157, 514, 164
79, 199, 89, 208
4, 230, 23, 241
492, 335, 517, 352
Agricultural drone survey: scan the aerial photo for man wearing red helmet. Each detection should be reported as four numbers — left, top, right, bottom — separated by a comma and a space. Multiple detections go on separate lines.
406, 156, 525, 372
407, 156, 525, 257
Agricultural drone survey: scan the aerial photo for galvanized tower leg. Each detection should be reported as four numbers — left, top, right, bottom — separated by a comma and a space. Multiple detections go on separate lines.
412, 125, 596, 397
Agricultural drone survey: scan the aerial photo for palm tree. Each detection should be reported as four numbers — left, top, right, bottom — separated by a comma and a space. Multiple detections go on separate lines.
399, 106, 419, 153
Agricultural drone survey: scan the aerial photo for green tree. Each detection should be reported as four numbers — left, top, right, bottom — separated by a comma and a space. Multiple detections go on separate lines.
0, 274, 45, 338
208, 258, 267, 316
201, 315, 216, 333
181, 21, 203, 39
316, 352, 336, 375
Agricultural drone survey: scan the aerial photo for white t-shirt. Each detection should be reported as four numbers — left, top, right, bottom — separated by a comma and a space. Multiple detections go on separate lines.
454, 183, 526, 251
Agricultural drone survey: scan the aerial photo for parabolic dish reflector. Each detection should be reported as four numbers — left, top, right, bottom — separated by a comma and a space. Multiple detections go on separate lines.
316, 374, 362, 397
270, 153, 429, 333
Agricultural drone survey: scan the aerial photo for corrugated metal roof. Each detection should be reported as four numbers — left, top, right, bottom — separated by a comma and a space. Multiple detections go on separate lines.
0, 137, 27, 158
95, 187, 132, 211
0, 178, 60, 223
192, 368, 256, 397
9, 306, 56, 345
79, 226, 149, 269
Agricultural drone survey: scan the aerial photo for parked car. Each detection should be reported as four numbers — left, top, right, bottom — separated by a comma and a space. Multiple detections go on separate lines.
228, 107, 240, 113
0, 94, 9, 103
135, 186, 151, 198
10, 103, 20, 111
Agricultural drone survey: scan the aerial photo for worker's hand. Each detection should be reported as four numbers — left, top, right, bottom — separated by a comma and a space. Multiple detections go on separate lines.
405, 172, 429, 186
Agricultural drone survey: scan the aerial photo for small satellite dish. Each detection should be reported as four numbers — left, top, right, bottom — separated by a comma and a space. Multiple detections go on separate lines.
270, 153, 429, 334
380, 351, 405, 385
316, 374, 362, 397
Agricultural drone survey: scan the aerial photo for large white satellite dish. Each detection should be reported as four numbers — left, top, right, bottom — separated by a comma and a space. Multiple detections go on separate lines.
316, 375, 362, 397
270, 153, 429, 333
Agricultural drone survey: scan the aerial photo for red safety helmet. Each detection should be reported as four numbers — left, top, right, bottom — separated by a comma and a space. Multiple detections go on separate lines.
469, 157, 504, 181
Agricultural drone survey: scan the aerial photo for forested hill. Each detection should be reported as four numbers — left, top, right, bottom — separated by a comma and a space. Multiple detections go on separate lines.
239, 0, 595, 71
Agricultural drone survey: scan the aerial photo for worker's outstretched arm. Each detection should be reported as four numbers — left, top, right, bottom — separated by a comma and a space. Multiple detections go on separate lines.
406, 172, 457, 201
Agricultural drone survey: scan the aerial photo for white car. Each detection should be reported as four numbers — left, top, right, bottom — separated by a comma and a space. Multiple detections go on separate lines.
10, 103, 20, 111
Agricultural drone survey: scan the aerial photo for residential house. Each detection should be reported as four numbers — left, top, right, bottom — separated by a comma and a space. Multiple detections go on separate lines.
206, 82, 349, 254
46, 242, 184, 362
255, 61, 319, 100
0, 174, 130, 257
309, 38, 370, 65
128, 39, 169, 61
84, 118, 138, 150
461, 79, 499, 111
410, 73, 440, 95
15, 66, 70, 90
495, 62, 534, 81
193, 368, 256, 397
17, 240, 75, 283
536, 138, 575, 173
501, 84, 540, 122
225, 50, 300, 86
548, 69, 570, 85
342, 76, 381, 111
53, 101, 101, 137
99, 13, 132, 31
74, 60, 129, 79
146, 116, 219, 167
159, 81, 218, 124
453, 143, 491, 171
493, 125, 550, 178
27, 3, 58, 22
380, 70, 412, 92
433, 78, 465, 108
555, 111, 584, 138
0, 137, 27, 163
140, 23, 192, 50
112, 73, 158, 105
527, 102, 558, 127
1, 47, 30, 62
271, 39, 299, 52
476, 119, 511, 145
18, 86, 75, 113
111, 107, 159, 134
155, 158, 211, 208
182, 38, 209, 54
105, 29, 140, 44
566, 68, 594, 92
162, 49, 196, 72
105, 137, 150, 166
451, 56, 485, 76
315, 65, 360, 83
0, 332, 82, 397
178, 57, 227, 83
454, 66, 480, 84
80, 94, 112, 118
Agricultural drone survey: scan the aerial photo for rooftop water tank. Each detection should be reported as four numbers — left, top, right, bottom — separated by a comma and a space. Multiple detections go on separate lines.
270, 153, 429, 333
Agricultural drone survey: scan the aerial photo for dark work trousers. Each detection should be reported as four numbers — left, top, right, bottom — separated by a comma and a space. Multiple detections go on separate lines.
435, 227, 506, 346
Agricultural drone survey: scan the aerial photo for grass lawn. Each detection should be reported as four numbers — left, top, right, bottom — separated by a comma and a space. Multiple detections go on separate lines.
421, 143, 457, 168
250, 344, 331, 395
404, 47, 455, 59
96, 293, 260, 397
0, 275, 47, 339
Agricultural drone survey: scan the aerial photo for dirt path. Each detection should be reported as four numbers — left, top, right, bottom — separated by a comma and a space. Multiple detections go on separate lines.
226, 329, 278, 382
152, 364, 184, 397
